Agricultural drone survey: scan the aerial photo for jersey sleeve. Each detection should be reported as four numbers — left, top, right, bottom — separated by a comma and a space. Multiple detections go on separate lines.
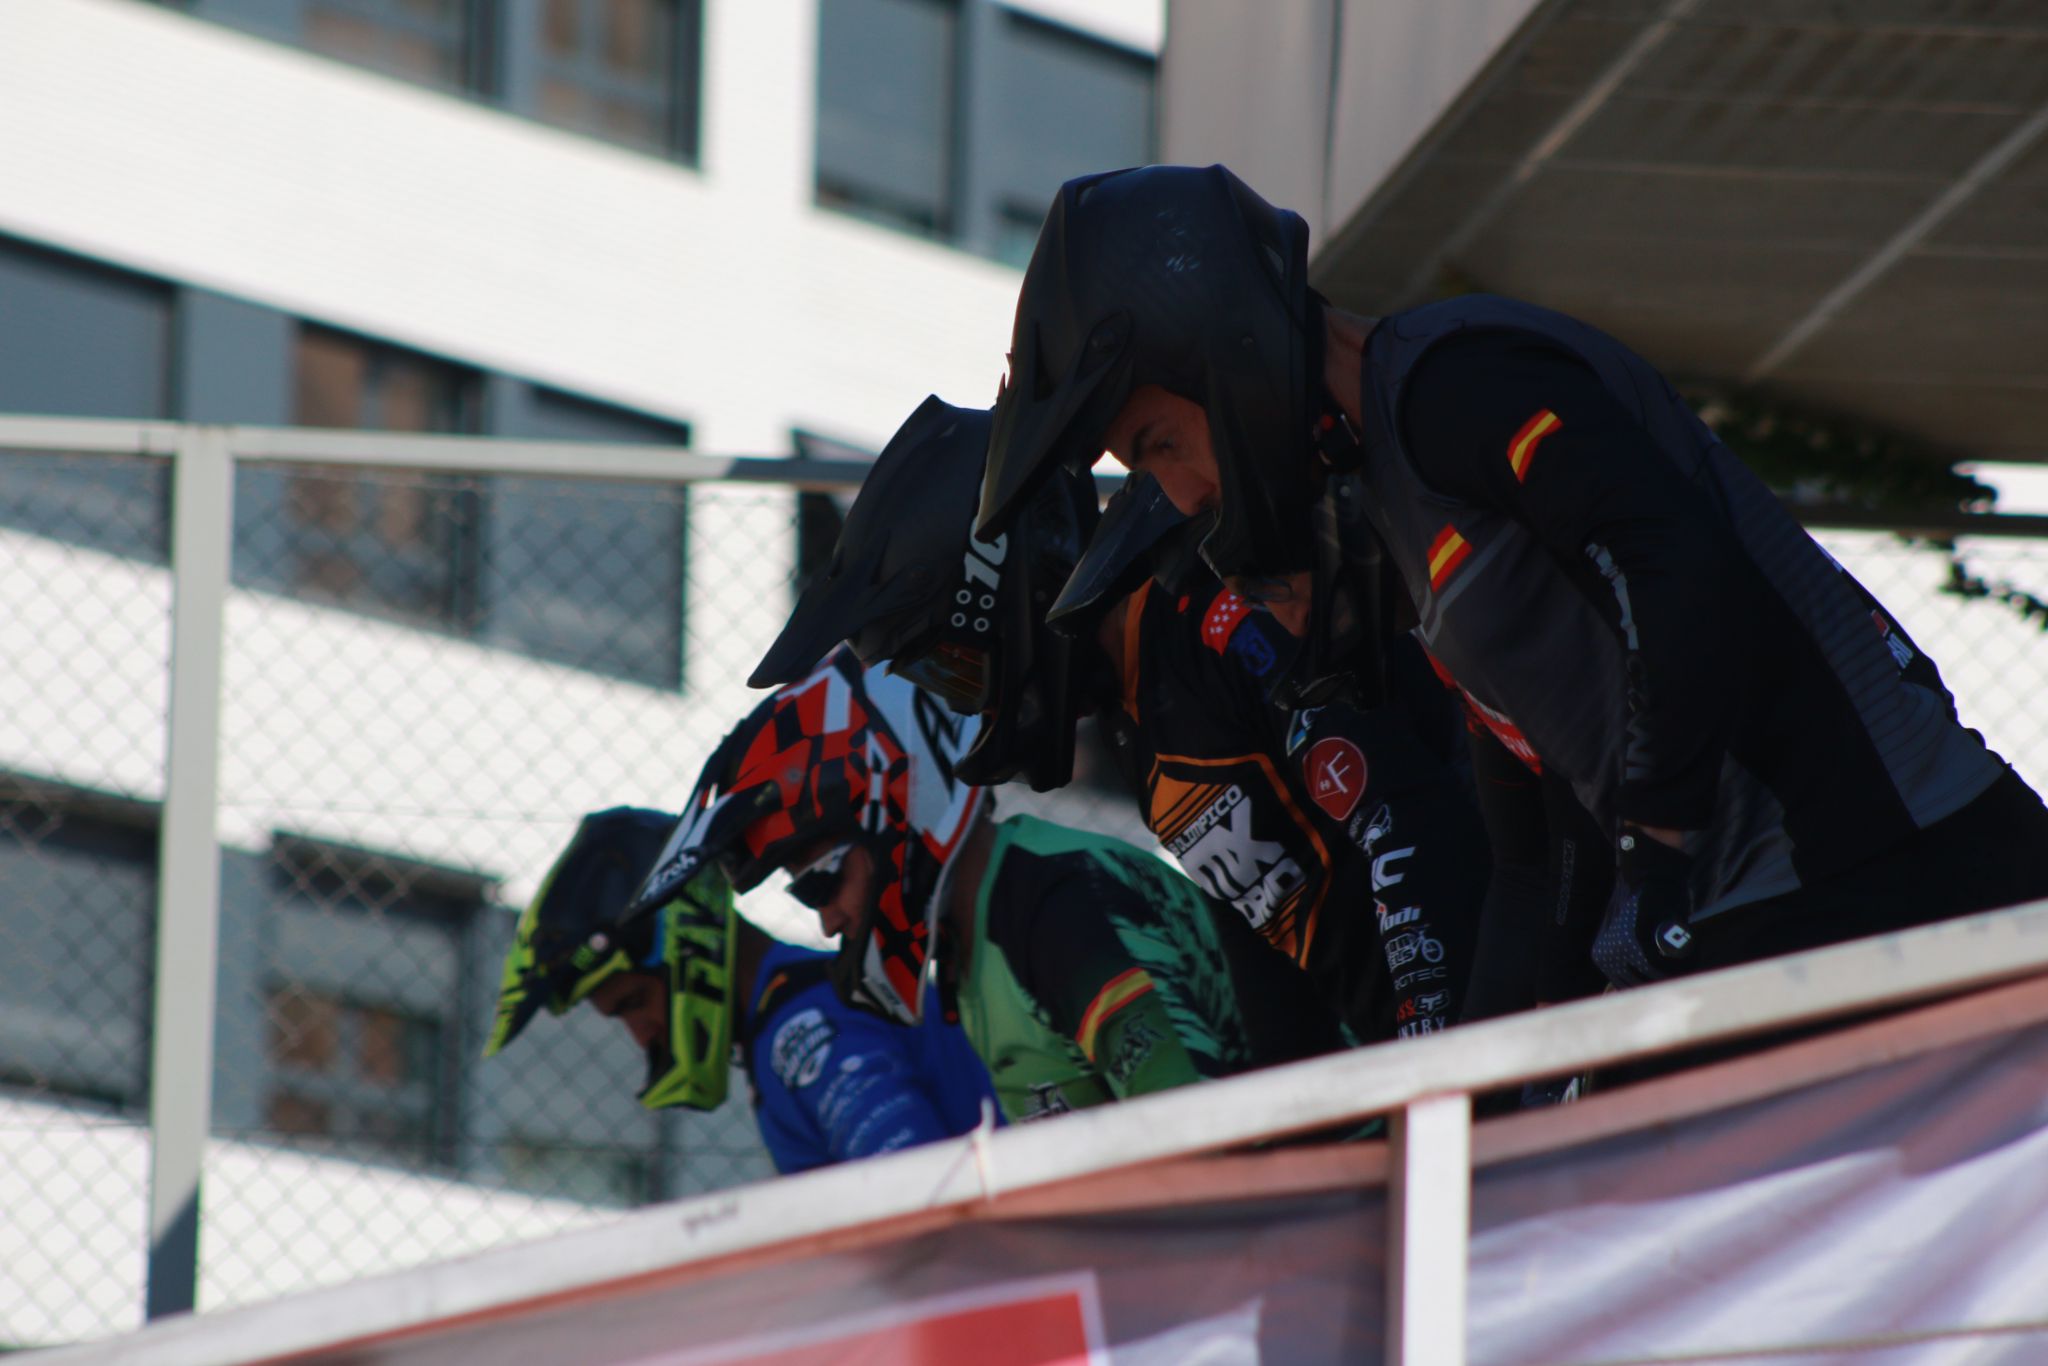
1292, 697, 1485, 1039
1401, 332, 1756, 832
753, 994, 961, 1171
986, 852, 1205, 1098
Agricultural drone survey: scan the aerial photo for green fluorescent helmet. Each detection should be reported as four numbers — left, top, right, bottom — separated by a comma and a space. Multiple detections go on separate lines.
485, 807, 737, 1112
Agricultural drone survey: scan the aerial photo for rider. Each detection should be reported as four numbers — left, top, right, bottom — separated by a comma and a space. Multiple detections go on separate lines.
623, 650, 1340, 1122
974, 163, 2048, 993
748, 399, 1582, 1041
484, 806, 998, 1175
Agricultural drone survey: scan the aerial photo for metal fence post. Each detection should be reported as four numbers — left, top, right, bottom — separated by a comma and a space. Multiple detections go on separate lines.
1387, 1091, 1472, 1365
145, 424, 233, 1318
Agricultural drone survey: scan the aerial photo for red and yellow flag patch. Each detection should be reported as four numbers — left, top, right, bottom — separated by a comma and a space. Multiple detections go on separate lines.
1427, 525, 1472, 591
1507, 408, 1561, 483
1077, 967, 1156, 1060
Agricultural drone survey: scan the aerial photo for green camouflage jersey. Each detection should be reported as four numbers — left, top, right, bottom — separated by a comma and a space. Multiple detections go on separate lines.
956, 813, 1335, 1123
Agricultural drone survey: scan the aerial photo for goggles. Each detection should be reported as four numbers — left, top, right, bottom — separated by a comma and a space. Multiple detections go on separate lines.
892, 639, 994, 715
786, 841, 855, 910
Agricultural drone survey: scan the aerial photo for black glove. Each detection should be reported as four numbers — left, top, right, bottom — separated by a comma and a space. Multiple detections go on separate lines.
1592, 831, 1698, 988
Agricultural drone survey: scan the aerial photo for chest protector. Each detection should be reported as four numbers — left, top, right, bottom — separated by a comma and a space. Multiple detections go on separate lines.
1353, 295, 1998, 917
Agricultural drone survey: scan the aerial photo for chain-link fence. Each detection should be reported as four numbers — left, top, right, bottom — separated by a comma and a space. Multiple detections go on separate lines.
1, 418, 2044, 1346
0, 420, 1152, 1347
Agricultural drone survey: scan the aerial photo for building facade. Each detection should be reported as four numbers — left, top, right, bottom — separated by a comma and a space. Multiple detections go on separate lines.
0, 0, 1157, 1338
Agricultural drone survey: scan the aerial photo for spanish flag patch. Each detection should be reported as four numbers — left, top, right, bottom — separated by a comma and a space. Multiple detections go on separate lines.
1508, 408, 1561, 483
1427, 525, 1472, 591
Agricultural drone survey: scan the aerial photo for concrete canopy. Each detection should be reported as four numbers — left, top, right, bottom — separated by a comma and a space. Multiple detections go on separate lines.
1165, 0, 2048, 465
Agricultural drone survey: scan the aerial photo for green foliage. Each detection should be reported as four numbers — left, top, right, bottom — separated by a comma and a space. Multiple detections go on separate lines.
1683, 386, 1995, 514
1940, 555, 2048, 633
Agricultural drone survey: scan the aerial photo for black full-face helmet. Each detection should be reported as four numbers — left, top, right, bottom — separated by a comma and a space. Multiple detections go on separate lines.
978, 164, 1325, 587
751, 397, 1102, 792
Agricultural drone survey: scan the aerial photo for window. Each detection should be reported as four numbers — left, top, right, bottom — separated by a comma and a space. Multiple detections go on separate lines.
813, 1, 1156, 262
255, 835, 485, 1170
536, 0, 702, 161
0, 780, 159, 1111
790, 428, 873, 600
264, 984, 447, 1166
978, 10, 1154, 261
815, 0, 960, 238
479, 388, 691, 688
0, 235, 172, 561
301, 0, 492, 94
237, 325, 483, 628
191, 1, 706, 161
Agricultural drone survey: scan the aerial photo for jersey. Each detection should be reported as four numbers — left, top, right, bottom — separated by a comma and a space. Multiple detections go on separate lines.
743, 941, 997, 1174
1110, 575, 1489, 1040
955, 813, 1320, 1123
1353, 294, 2005, 919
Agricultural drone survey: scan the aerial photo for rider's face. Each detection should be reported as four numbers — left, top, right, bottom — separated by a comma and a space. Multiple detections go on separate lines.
1103, 386, 1220, 518
589, 971, 667, 1051
801, 841, 878, 942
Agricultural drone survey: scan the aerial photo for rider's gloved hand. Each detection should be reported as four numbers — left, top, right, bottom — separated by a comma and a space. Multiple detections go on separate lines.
1592, 830, 1697, 988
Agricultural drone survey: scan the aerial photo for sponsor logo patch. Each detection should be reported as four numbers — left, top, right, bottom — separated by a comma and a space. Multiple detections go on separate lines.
1201, 590, 1252, 655
1306, 737, 1367, 821
768, 1008, 835, 1089
1160, 781, 1305, 933
1227, 619, 1279, 677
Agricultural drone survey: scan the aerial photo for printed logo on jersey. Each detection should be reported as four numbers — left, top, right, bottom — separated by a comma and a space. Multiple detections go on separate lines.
1352, 803, 1394, 854
1463, 690, 1543, 773
1227, 616, 1280, 677
1507, 408, 1561, 483
1383, 930, 1444, 973
1397, 1018, 1445, 1039
1157, 779, 1305, 933
1306, 736, 1367, 821
1427, 525, 1474, 591
1147, 756, 1330, 959
1871, 609, 1915, 670
1377, 904, 1420, 932
1285, 707, 1323, 756
1020, 1081, 1074, 1122
1200, 590, 1253, 655
768, 1008, 836, 1090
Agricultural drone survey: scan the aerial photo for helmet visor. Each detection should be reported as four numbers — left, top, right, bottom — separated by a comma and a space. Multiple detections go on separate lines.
891, 639, 994, 716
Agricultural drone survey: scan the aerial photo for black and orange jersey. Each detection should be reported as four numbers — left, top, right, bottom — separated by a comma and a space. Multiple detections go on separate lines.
1113, 575, 1490, 1042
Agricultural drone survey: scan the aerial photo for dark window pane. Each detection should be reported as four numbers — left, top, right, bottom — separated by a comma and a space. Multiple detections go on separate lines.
0, 237, 173, 562
268, 987, 341, 1072
236, 326, 482, 630
530, 0, 700, 160
476, 388, 689, 688
0, 788, 157, 1111
265, 1091, 334, 1137
816, 0, 957, 236
979, 14, 1154, 245
301, 0, 479, 92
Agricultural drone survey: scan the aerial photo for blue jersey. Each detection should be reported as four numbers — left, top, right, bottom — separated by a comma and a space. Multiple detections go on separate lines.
743, 941, 999, 1175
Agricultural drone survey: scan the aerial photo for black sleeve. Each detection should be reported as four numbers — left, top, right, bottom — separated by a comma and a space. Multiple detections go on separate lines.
1401, 332, 1756, 831
1460, 721, 1548, 1022
1296, 698, 1488, 1040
